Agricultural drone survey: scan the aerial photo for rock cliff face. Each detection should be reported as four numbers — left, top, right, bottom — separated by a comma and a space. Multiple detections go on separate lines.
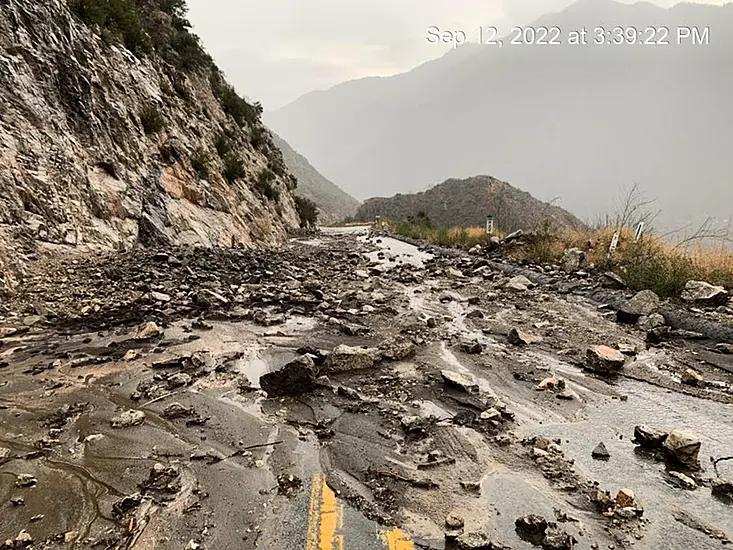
0, 0, 300, 294
352, 175, 586, 233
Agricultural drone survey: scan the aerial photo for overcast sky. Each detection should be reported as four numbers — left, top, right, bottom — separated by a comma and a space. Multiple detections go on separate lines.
187, 0, 728, 111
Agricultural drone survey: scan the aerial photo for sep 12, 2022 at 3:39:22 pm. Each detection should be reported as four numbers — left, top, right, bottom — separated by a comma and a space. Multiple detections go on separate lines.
425, 24, 711, 48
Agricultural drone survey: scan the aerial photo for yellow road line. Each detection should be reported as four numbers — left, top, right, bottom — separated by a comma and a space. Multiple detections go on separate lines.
305, 474, 345, 550
380, 527, 414, 550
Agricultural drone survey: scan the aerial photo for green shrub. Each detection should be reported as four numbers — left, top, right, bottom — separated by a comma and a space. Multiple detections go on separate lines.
255, 169, 279, 201
294, 196, 319, 227
210, 72, 262, 127
139, 106, 165, 135
222, 154, 245, 184
190, 147, 210, 180
69, 0, 151, 55
214, 133, 233, 158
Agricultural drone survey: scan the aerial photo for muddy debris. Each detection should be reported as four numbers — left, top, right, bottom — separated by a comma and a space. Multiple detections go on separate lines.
15, 474, 36, 487
276, 473, 303, 497
162, 402, 194, 419
681, 368, 704, 386
324, 344, 377, 372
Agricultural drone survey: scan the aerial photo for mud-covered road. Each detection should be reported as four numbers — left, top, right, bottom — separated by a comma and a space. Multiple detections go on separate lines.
1, 227, 732, 550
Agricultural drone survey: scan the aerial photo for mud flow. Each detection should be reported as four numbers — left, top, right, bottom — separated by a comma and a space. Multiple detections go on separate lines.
1, 228, 732, 549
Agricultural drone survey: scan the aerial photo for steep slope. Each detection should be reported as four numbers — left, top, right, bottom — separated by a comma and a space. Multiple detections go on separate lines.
0, 0, 300, 294
270, 133, 359, 224
267, 0, 733, 232
352, 175, 586, 233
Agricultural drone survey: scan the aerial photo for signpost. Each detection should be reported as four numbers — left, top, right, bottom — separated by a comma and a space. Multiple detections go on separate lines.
486, 215, 494, 235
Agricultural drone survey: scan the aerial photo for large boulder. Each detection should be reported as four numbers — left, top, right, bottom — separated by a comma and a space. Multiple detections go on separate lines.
663, 429, 702, 468
617, 290, 660, 324
259, 355, 317, 397
586, 345, 626, 373
681, 281, 729, 307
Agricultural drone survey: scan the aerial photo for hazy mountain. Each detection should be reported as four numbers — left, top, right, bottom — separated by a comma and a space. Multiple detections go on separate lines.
270, 133, 360, 224
266, 0, 733, 232
352, 175, 587, 233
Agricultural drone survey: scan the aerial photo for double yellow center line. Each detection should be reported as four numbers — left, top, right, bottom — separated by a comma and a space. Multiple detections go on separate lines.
305, 474, 414, 550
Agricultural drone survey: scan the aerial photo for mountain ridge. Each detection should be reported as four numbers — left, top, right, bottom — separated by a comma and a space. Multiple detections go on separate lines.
267, 0, 733, 232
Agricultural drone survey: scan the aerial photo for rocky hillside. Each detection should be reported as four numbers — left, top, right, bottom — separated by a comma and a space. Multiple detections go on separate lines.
353, 176, 586, 233
270, 133, 359, 224
0, 0, 302, 295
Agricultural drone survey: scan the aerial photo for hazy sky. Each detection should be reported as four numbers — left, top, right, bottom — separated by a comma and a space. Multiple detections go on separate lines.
187, 0, 728, 111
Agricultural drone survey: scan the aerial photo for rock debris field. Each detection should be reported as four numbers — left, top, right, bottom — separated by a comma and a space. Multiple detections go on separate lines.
1, 227, 732, 550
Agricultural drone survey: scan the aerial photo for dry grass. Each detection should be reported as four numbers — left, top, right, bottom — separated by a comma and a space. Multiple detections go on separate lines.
389, 218, 733, 297
390, 221, 501, 249
513, 226, 733, 297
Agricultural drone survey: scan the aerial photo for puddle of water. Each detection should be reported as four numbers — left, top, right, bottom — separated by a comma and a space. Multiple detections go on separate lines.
358, 235, 433, 269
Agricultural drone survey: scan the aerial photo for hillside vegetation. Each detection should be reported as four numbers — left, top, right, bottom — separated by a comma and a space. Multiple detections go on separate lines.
352, 175, 586, 234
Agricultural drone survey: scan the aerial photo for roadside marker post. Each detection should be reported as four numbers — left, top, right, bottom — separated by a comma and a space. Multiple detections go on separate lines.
486, 215, 494, 235
634, 222, 645, 243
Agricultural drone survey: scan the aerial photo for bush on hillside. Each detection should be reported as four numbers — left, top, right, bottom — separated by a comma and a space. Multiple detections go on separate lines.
139, 106, 166, 134
295, 196, 319, 228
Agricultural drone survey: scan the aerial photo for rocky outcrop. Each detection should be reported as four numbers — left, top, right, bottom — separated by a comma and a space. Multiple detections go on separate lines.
0, 0, 300, 295
351, 176, 586, 233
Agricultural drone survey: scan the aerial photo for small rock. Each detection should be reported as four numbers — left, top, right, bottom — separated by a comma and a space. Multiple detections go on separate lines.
586, 345, 626, 373
515, 514, 548, 536
150, 291, 171, 302
130, 321, 164, 340
0, 447, 10, 459
10, 497, 24, 506
663, 429, 702, 468
681, 368, 704, 386
110, 409, 146, 429
259, 355, 317, 397
536, 376, 565, 391
162, 402, 193, 419
615, 488, 637, 508
681, 280, 729, 306
195, 289, 229, 307
479, 408, 501, 421
378, 336, 416, 361
441, 370, 479, 394
459, 339, 483, 354
561, 248, 586, 272
669, 471, 697, 489
325, 345, 377, 373
506, 275, 534, 292
14, 530, 33, 547
446, 512, 465, 530
711, 478, 733, 498
592, 442, 610, 459
167, 372, 192, 388
714, 343, 733, 354
556, 390, 576, 400
617, 290, 660, 324
637, 313, 666, 331
602, 271, 627, 289
633, 425, 668, 449
507, 328, 542, 346
15, 474, 37, 487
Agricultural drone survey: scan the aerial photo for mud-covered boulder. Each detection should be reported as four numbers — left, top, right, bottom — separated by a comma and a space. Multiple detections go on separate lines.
260, 355, 317, 397
378, 336, 416, 361
681, 280, 729, 307
617, 290, 660, 324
